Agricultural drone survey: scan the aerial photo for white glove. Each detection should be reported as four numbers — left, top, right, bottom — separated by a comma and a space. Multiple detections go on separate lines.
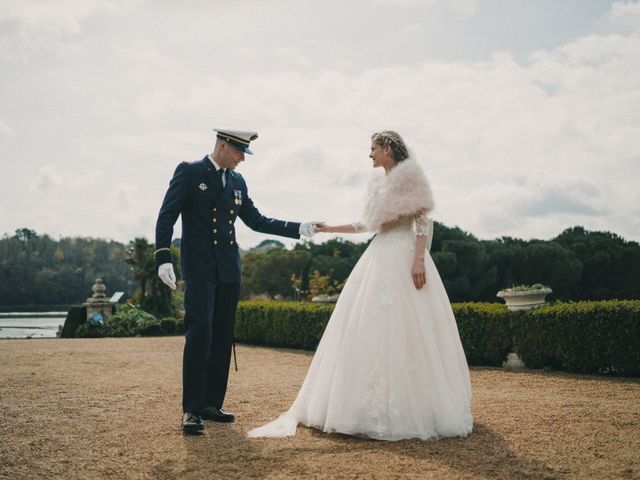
158, 263, 177, 290
299, 222, 318, 238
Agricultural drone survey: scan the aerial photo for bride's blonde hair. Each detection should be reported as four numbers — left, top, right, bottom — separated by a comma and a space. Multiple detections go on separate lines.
371, 130, 409, 163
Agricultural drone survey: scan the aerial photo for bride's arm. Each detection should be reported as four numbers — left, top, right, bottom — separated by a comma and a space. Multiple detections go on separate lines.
316, 222, 367, 234
412, 213, 433, 290
412, 235, 427, 290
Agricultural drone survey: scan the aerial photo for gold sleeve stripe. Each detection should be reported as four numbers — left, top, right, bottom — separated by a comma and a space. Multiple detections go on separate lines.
154, 248, 171, 255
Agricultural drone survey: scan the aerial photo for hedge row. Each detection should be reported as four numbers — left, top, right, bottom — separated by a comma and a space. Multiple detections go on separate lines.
234, 300, 640, 376
233, 301, 513, 365
451, 303, 511, 366
234, 301, 334, 350
511, 300, 640, 375
69, 299, 640, 376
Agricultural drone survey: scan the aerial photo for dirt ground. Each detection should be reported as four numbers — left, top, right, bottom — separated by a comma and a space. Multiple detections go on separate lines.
0, 337, 638, 480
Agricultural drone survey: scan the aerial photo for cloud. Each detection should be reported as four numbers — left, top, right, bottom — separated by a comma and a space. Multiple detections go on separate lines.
513, 176, 604, 218
0, 0, 140, 61
0, 119, 15, 137
374, 0, 478, 15
449, 0, 478, 15
109, 184, 138, 209
1, 1, 639, 246
32, 166, 60, 191
605, 1, 640, 33
31, 166, 101, 191
19, 22, 640, 243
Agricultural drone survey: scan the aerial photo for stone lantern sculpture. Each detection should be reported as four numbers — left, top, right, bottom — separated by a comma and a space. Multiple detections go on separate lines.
83, 278, 113, 323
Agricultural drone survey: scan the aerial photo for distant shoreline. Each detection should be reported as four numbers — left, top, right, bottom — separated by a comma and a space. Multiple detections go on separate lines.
0, 305, 72, 313
0, 314, 65, 339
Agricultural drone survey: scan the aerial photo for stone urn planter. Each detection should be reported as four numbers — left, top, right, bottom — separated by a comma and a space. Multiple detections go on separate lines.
496, 284, 552, 311
311, 294, 340, 303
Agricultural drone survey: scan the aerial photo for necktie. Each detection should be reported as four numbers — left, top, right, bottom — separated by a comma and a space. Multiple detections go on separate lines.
218, 168, 226, 187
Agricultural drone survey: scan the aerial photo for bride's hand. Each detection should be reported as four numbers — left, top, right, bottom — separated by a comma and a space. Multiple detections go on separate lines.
315, 222, 332, 233
412, 259, 426, 289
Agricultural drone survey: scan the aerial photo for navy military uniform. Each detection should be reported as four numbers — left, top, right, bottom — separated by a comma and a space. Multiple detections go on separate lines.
155, 130, 301, 418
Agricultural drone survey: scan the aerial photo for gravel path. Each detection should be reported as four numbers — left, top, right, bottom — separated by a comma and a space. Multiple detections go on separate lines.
1, 337, 638, 479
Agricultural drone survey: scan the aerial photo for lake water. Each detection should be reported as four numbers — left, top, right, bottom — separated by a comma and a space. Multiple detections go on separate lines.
0, 313, 66, 339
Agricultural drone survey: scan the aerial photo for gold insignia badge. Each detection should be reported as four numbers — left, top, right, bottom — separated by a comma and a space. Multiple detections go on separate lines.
199, 183, 208, 191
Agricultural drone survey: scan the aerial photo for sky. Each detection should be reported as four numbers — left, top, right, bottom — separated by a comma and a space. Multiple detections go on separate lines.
1, 0, 639, 249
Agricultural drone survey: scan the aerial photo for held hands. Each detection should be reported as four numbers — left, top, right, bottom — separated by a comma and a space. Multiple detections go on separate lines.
158, 263, 177, 290
314, 223, 331, 233
299, 221, 324, 238
412, 258, 427, 290
299, 222, 350, 235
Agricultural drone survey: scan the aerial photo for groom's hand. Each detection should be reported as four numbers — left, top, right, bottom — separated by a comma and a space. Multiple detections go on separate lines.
158, 263, 177, 290
299, 222, 320, 238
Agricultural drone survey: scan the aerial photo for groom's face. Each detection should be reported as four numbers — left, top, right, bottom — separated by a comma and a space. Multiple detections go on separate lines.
220, 142, 245, 170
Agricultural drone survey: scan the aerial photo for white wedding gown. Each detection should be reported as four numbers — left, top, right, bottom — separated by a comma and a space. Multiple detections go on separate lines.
248, 215, 473, 441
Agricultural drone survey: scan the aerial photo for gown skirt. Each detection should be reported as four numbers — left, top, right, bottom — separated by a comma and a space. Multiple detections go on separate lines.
248, 222, 473, 440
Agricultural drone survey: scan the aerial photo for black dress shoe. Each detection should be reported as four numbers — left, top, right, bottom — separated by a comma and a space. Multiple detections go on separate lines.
200, 406, 235, 423
181, 412, 205, 433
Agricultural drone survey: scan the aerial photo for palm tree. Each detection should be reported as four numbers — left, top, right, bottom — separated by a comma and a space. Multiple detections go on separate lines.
125, 238, 175, 317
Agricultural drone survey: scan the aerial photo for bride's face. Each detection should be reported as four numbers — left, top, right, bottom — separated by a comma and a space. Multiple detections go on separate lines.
369, 141, 394, 170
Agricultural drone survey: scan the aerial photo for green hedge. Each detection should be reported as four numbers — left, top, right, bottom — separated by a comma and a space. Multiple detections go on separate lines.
234, 302, 512, 366
234, 300, 640, 376
452, 303, 512, 366
234, 301, 334, 350
512, 300, 640, 376
71, 298, 640, 376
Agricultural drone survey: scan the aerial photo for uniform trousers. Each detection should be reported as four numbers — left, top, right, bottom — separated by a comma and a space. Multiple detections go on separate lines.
182, 275, 240, 414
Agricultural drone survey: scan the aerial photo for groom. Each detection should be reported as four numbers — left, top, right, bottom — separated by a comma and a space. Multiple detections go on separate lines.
155, 128, 317, 433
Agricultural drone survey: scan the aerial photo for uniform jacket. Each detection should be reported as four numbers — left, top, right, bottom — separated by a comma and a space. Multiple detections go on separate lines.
155, 156, 301, 283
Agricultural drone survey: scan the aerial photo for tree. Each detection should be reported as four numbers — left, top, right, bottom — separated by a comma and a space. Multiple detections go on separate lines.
0, 230, 135, 307
555, 227, 640, 299
241, 248, 311, 299
15, 228, 38, 243
3, 223, 639, 307
125, 238, 177, 317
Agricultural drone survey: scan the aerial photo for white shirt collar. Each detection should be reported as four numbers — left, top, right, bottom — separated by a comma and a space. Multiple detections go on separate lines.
207, 154, 224, 173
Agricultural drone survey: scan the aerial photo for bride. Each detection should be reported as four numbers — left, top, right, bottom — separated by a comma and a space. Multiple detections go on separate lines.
248, 131, 473, 441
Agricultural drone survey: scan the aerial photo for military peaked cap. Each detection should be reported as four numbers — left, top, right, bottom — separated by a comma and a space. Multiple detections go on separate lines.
214, 128, 259, 155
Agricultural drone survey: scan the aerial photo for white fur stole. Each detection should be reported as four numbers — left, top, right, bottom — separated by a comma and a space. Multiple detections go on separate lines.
362, 157, 435, 232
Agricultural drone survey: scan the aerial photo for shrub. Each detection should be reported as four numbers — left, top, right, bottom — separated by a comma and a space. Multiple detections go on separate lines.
235, 301, 333, 349
452, 303, 511, 366
140, 318, 162, 336
75, 303, 156, 338
234, 299, 640, 376
75, 315, 110, 338
160, 317, 178, 335
174, 316, 185, 335
513, 300, 640, 375
73, 297, 640, 377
